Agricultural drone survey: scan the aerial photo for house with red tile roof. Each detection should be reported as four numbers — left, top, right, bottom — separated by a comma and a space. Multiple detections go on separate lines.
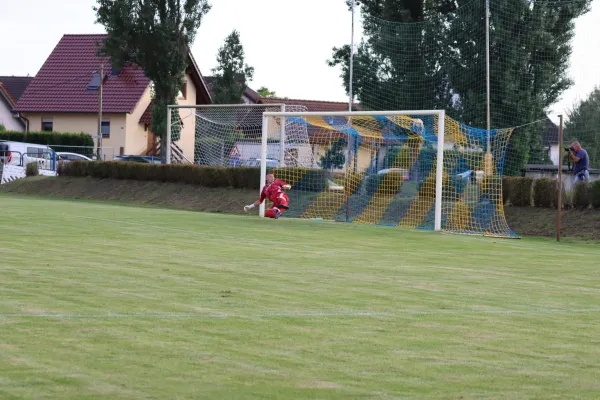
0, 76, 34, 131
14, 34, 211, 161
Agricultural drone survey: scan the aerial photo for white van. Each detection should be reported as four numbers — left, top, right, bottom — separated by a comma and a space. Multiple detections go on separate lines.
0, 140, 57, 171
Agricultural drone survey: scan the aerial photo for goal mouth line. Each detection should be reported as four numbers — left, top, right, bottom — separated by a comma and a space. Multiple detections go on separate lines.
2, 308, 600, 319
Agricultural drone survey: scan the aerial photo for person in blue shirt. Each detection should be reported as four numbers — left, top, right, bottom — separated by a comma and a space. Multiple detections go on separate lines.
567, 141, 589, 183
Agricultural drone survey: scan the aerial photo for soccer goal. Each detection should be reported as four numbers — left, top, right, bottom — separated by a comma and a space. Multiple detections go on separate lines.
260, 110, 517, 238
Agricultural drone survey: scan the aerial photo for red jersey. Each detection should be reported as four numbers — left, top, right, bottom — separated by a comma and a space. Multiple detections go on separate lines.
260, 179, 288, 204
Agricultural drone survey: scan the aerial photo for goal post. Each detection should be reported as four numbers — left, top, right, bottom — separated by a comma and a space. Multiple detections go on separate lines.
261, 109, 517, 238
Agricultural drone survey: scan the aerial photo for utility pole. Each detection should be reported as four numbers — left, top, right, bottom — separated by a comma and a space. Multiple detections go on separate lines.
97, 64, 104, 161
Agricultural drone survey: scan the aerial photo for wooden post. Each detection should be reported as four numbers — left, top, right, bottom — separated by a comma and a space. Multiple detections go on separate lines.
557, 114, 564, 242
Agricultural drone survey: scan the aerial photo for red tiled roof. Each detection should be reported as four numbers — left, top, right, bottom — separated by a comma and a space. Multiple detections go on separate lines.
260, 97, 360, 111
14, 34, 150, 113
0, 76, 34, 103
140, 103, 152, 125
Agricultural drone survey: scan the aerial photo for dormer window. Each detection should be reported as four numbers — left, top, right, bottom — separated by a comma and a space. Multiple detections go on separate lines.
87, 72, 101, 91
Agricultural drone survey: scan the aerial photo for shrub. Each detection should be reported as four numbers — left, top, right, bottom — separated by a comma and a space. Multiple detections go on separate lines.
509, 177, 534, 206
25, 162, 39, 177
572, 181, 591, 210
502, 177, 515, 205
591, 180, 600, 209
533, 178, 555, 208
58, 161, 329, 192
0, 131, 94, 147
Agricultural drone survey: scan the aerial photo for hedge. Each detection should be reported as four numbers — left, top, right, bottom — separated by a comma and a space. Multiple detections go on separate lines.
503, 176, 533, 206
0, 131, 94, 147
572, 182, 591, 210
591, 180, 600, 209
58, 161, 329, 192
532, 178, 565, 209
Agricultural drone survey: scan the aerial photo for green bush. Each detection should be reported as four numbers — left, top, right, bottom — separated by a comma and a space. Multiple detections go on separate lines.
502, 177, 516, 205
0, 131, 94, 147
533, 178, 555, 208
591, 180, 600, 209
509, 177, 534, 206
58, 161, 329, 192
25, 162, 39, 177
572, 181, 591, 210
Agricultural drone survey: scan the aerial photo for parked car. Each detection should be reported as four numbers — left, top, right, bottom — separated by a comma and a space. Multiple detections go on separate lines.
0, 140, 56, 170
56, 152, 93, 162
239, 158, 280, 168
114, 155, 162, 164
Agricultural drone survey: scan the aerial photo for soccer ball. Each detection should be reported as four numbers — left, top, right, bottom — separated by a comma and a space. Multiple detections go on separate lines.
410, 119, 424, 135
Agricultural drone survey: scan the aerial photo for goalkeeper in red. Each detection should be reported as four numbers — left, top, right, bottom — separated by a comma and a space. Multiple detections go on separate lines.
244, 171, 291, 219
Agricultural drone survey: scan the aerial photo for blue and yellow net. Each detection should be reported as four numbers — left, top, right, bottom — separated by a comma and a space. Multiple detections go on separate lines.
265, 113, 517, 238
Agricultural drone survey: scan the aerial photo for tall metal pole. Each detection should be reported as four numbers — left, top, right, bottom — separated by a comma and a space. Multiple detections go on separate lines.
485, 0, 491, 153
349, 0, 355, 112
557, 115, 564, 242
97, 63, 104, 161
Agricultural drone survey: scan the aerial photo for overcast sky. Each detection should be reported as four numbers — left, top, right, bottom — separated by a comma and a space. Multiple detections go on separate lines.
1, 0, 598, 124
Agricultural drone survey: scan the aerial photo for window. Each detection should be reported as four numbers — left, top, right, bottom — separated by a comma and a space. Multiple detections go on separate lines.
41, 118, 53, 132
101, 119, 110, 138
178, 80, 187, 99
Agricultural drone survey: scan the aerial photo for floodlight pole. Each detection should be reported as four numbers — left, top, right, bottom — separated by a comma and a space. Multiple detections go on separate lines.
485, 0, 491, 153
349, 0, 355, 113
557, 114, 564, 242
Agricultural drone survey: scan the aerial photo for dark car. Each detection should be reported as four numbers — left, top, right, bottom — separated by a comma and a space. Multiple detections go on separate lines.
114, 155, 162, 164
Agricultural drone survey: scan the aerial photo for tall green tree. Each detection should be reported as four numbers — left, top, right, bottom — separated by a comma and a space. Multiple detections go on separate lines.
94, 0, 210, 156
565, 87, 600, 169
328, 0, 592, 175
211, 30, 254, 104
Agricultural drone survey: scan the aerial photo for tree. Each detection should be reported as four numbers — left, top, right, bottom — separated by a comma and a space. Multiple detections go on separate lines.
0, 124, 5, 132
94, 0, 211, 158
565, 87, 600, 169
319, 138, 347, 170
328, 0, 592, 176
257, 86, 276, 98
211, 30, 254, 104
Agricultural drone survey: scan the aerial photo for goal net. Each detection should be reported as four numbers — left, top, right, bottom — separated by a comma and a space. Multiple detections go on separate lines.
261, 110, 518, 238
168, 104, 316, 168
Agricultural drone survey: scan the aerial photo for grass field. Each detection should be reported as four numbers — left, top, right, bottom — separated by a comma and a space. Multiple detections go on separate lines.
1, 194, 600, 399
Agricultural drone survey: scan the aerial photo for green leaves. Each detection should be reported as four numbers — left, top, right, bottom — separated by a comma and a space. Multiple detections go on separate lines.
94, 0, 211, 144
211, 30, 254, 104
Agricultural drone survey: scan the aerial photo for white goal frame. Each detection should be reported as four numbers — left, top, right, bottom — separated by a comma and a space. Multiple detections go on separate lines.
166, 103, 287, 217
261, 110, 446, 231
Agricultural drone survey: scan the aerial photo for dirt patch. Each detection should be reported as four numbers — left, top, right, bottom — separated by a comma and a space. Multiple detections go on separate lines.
504, 206, 600, 240
2, 176, 599, 239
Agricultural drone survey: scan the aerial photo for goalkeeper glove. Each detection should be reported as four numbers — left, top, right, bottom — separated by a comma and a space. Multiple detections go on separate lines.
244, 204, 255, 212
282, 184, 291, 191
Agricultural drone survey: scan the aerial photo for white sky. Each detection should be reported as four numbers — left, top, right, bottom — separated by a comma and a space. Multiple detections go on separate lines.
1, 0, 598, 123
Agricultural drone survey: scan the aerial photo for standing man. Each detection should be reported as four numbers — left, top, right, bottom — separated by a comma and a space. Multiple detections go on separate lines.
244, 171, 291, 219
568, 141, 589, 183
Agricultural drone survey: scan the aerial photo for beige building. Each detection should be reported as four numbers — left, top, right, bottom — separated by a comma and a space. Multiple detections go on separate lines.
14, 34, 211, 161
